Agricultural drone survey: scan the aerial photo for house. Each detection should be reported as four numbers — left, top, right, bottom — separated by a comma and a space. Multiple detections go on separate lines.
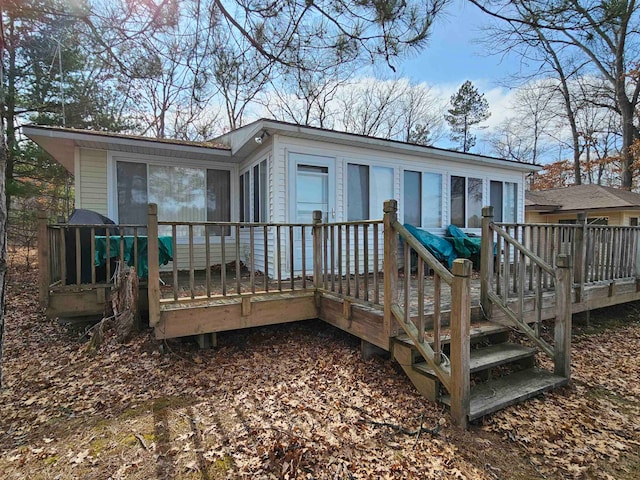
525, 184, 640, 225
24, 119, 537, 274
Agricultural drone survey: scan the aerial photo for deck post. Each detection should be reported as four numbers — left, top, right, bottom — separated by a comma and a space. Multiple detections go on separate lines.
635, 227, 640, 279
383, 200, 398, 343
450, 259, 472, 429
480, 206, 494, 319
554, 254, 572, 379
312, 210, 323, 290
147, 204, 161, 328
37, 210, 50, 308
573, 212, 587, 303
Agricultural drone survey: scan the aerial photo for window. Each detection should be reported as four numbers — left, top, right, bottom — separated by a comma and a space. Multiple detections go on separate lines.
239, 171, 250, 222
241, 160, 268, 223
490, 180, 518, 223
403, 171, 443, 228
117, 161, 148, 225
451, 176, 483, 228
207, 169, 231, 235
252, 159, 268, 222
631, 217, 638, 226
504, 182, 517, 223
450, 176, 466, 227
490, 181, 503, 222
348, 164, 369, 220
116, 160, 231, 236
347, 164, 393, 220
404, 171, 421, 226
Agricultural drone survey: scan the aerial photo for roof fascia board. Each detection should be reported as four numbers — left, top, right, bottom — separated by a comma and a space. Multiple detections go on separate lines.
22, 126, 232, 159
257, 120, 540, 173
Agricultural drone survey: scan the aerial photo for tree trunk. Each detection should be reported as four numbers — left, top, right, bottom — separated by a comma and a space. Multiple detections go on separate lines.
0, 144, 6, 388
619, 99, 636, 190
0, 5, 8, 388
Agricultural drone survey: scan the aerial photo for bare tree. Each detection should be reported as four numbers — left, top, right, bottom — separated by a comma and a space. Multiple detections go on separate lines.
388, 80, 446, 145
470, 0, 640, 189
261, 65, 346, 129
490, 81, 556, 163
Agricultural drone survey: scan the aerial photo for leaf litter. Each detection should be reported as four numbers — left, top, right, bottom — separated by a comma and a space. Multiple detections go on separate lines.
1, 253, 639, 479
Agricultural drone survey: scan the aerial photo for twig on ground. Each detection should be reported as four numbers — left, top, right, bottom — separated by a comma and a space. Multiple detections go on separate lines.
342, 399, 439, 438
356, 417, 440, 437
134, 433, 149, 450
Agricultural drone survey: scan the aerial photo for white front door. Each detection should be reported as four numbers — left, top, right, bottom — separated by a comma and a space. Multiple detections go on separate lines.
289, 153, 336, 274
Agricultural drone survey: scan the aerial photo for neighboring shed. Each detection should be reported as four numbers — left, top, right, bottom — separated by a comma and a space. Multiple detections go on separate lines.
525, 184, 640, 225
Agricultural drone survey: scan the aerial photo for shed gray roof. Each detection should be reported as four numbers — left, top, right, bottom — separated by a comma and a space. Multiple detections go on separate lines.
525, 184, 640, 213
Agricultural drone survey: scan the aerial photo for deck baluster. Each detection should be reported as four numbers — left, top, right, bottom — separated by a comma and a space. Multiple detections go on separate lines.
373, 223, 380, 304
205, 225, 211, 298
235, 225, 241, 295
354, 225, 360, 299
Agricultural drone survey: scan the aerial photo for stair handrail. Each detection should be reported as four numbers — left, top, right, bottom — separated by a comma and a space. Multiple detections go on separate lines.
480, 206, 572, 380
383, 200, 472, 427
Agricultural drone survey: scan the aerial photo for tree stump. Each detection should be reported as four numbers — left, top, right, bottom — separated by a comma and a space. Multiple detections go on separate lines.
86, 262, 138, 352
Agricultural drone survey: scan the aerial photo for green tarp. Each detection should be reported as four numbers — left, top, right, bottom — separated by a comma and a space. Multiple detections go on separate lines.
446, 224, 482, 259
404, 223, 457, 269
94, 236, 173, 278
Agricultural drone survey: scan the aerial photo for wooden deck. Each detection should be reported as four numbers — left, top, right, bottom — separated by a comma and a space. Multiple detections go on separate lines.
37, 202, 640, 427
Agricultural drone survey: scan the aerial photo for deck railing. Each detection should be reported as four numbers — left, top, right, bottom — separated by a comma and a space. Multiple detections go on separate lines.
382, 200, 472, 428
494, 217, 640, 301
37, 210, 147, 306
147, 205, 320, 307
481, 207, 572, 379
313, 215, 385, 307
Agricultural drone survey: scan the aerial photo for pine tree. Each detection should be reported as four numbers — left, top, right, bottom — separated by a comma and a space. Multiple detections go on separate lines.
445, 80, 491, 152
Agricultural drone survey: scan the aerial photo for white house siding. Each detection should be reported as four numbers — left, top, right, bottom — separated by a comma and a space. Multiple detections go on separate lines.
267, 135, 527, 276
77, 148, 108, 215
71, 128, 529, 280
169, 242, 239, 272
272, 136, 527, 229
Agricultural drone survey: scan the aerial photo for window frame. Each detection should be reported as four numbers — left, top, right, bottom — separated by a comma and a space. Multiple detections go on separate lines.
108, 152, 236, 242
450, 175, 484, 229
241, 158, 269, 224
346, 162, 394, 221
490, 180, 519, 224
401, 168, 444, 230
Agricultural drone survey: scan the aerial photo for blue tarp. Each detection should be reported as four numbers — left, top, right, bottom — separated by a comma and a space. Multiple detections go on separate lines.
403, 223, 457, 269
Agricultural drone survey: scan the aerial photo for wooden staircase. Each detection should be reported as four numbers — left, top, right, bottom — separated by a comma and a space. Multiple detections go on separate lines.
392, 321, 568, 421
382, 201, 571, 427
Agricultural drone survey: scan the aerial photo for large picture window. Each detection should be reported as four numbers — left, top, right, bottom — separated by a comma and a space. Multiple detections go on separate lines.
116, 160, 231, 236
404, 170, 442, 228
347, 164, 393, 220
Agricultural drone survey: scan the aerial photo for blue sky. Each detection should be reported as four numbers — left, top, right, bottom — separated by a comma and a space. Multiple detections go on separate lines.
392, 1, 533, 155
399, 1, 523, 87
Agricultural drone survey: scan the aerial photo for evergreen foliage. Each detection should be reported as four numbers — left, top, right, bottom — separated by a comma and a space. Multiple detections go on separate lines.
444, 80, 490, 152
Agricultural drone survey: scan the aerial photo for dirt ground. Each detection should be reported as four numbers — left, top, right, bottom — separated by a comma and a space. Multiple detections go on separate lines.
1, 252, 639, 479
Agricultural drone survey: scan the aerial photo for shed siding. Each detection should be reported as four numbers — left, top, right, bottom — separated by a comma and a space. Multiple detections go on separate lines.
78, 148, 108, 215
525, 210, 640, 225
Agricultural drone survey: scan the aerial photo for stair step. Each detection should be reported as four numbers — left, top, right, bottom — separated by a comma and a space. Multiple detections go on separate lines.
394, 321, 510, 347
441, 368, 568, 421
413, 343, 536, 377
